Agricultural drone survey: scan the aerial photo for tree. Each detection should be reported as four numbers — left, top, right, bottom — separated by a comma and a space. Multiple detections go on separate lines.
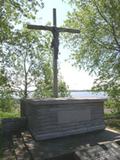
0, 69, 16, 112
0, 0, 44, 52
0, 0, 44, 72
58, 79, 70, 97
33, 61, 53, 98
5, 29, 69, 99
0, 0, 44, 98
4, 29, 53, 98
64, 0, 120, 111
0, 0, 44, 111
34, 67, 70, 98
0, 0, 69, 108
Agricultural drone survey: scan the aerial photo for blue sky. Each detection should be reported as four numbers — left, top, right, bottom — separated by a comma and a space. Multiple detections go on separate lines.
31, 0, 96, 90
35, 0, 71, 26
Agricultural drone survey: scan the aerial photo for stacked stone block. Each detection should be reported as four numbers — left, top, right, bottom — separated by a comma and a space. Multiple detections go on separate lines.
21, 98, 106, 140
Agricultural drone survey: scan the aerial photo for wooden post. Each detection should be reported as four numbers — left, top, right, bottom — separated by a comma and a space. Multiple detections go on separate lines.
53, 8, 56, 26
53, 8, 58, 97
27, 9, 80, 98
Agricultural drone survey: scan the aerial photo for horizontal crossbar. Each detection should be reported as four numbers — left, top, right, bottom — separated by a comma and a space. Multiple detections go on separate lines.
27, 25, 53, 31
27, 24, 80, 34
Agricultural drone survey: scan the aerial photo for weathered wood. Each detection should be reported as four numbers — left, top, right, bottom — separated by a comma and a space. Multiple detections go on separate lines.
27, 25, 53, 31
27, 25, 80, 33
53, 8, 57, 26
58, 27, 80, 33
27, 8, 80, 97
53, 8, 58, 97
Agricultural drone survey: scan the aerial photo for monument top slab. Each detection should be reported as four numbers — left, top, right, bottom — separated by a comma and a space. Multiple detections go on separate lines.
22, 97, 107, 105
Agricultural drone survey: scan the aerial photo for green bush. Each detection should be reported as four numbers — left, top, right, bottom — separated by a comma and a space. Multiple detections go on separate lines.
105, 98, 120, 114
105, 119, 120, 131
104, 112, 120, 119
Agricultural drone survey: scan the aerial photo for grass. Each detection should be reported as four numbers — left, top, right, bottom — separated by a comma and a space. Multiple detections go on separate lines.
105, 119, 120, 132
0, 111, 20, 118
104, 112, 120, 119
104, 112, 120, 132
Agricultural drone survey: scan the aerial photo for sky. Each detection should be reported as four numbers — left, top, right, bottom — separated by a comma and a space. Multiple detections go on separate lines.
31, 0, 96, 90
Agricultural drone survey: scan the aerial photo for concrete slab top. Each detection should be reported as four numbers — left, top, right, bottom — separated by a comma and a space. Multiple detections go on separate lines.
22, 97, 107, 105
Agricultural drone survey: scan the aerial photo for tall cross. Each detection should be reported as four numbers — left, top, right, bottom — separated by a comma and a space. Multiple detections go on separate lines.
27, 8, 80, 98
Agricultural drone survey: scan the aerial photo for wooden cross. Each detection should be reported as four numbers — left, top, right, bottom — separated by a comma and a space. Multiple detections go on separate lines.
27, 8, 80, 98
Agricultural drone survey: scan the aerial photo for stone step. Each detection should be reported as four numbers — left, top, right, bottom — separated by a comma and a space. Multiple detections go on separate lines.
12, 135, 33, 160
74, 141, 120, 160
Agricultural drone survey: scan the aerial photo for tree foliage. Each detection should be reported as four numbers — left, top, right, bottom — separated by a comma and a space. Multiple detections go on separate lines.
0, 69, 16, 112
0, 0, 44, 83
0, 0, 69, 112
0, 0, 44, 110
64, 0, 120, 111
4, 29, 53, 98
33, 64, 70, 98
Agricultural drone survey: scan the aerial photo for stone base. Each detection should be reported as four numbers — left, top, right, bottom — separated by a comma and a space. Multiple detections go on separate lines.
21, 98, 106, 140
2, 117, 27, 137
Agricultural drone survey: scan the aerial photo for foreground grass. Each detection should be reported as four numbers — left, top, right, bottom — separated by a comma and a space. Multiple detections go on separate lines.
105, 119, 120, 132
104, 112, 120, 132
104, 112, 120, 119
0, 111, 20, 118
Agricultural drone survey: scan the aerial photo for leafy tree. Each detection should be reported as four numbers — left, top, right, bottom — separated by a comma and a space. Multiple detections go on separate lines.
0, 0, 44, 89
0, 0, 44, 53
64, 0, 120, 111
0, 0, 44, 69
34, 68, 70, 98
34, 61, 53, 98
0, 0, 44, 111
0, 69, 16, 112
4, 29, 53, 98
6, 29, 69, 99
58, 79, 70, 97
0, 0, 69, 113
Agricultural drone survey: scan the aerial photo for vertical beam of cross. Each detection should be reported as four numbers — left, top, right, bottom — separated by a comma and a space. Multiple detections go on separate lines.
52, 8, 59, 97
27, 8, 80, 98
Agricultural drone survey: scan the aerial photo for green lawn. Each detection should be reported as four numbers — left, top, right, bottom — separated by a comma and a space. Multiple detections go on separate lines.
104, 112, 120, 132
0, 111, 20, 118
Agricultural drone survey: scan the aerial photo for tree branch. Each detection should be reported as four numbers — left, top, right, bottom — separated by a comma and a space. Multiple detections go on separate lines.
93, 1, 120, 53
93, 39, 118, 52
93, 0, 111, 26
111, 22, 120, 50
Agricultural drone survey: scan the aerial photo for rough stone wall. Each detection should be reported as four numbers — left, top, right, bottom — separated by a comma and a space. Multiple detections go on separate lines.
2, 117, 27, 137
21, 99, 105, 140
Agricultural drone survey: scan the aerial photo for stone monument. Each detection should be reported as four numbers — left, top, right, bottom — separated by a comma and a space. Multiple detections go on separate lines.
21, 97, 106, 141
